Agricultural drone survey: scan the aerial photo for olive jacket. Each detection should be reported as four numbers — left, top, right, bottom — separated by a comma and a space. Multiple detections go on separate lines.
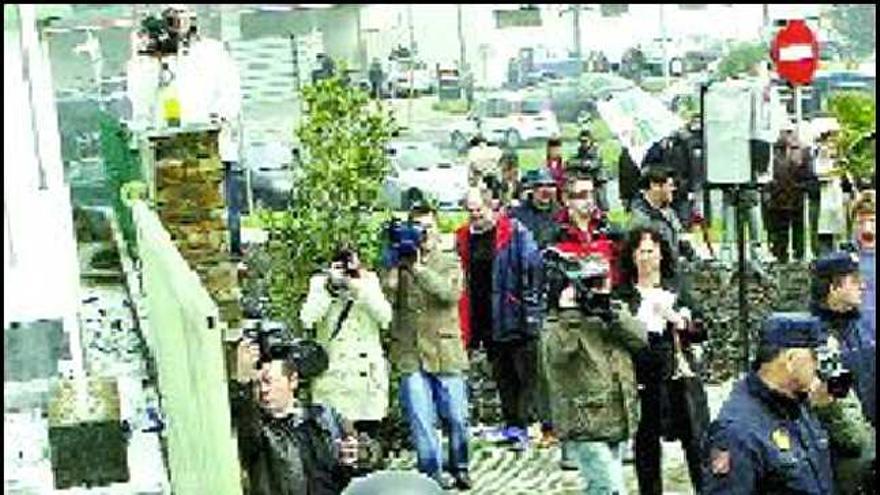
541, 304, 646, 442
384, 247, 468, 375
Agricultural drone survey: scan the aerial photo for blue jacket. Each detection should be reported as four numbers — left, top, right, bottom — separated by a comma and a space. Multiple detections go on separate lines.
510, 201, 560, 249
858, 249, 875, 346
703, 373, 834, 495
456, 215, 544, 346
813, 306, 876, 426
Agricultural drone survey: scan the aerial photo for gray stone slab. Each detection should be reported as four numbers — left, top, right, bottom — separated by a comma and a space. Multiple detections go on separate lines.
4, 320, 65, 383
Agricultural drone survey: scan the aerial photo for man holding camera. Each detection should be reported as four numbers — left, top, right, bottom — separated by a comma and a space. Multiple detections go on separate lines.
300, 249, 393, 445
809, 252, 876, 493
541, 248, 646, 494
703, 313, 834, 494
383, 201, 472, 490
231, 335, 357, 495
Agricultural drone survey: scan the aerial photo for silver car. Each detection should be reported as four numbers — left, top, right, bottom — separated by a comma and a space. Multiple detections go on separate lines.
383, 141, 468, 211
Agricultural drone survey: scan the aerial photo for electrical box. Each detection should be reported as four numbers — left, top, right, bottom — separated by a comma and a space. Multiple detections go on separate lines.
703, 79, 776, 184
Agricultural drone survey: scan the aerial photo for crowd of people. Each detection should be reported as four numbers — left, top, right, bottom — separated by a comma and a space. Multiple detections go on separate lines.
229, 128, 875, 495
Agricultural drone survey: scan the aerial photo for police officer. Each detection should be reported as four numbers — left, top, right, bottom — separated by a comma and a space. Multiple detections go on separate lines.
810, 252, 876, 493
703, 313, 834, 494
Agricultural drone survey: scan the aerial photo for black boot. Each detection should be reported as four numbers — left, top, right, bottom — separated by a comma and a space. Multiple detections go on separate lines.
453, 471, 473, 490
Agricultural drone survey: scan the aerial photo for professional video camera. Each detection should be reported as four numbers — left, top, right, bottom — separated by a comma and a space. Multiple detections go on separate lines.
543, 247, 613, 319
816, 343, 854, 399
137, 7, 195, 57
381, 218, 425, 268
242, 320, 328, 380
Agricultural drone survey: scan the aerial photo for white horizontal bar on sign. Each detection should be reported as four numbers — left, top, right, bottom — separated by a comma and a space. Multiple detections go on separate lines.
778, 44, 815, 62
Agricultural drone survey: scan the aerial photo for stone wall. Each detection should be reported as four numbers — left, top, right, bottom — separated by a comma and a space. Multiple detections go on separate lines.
150, 129, 242, 326
686, 260, 813, 384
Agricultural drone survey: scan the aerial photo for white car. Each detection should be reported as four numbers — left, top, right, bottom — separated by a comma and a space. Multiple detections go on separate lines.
383, 141, 468, 211
449, 91, 560, 151
389, 61, 434, 97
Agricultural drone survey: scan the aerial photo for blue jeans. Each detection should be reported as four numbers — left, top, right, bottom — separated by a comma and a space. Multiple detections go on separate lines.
569, 440, 626, 495
399, 371, 470, 475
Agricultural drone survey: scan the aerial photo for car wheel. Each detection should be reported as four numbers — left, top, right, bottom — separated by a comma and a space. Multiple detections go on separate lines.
506, 129, 522, 149
451, 131, 468, 154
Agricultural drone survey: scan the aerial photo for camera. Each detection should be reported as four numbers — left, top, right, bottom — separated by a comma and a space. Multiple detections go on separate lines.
324, 251, 361, 295
137, 8, 195, 57
242, 320, 328, 380
382, 218, 425, 268
543, 248, 612, 319
816, 343, 853, 399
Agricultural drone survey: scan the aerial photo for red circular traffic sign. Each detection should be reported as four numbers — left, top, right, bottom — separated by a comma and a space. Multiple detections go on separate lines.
770, 19, 820, 86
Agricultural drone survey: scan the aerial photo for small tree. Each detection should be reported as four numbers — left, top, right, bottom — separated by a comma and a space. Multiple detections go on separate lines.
828, 91, 876, 184
265, 66, 397, 332
826, 4, 876, 61
715, 42, 767, 81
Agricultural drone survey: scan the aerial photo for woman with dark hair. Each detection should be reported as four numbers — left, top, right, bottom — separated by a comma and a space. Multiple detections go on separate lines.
613, 226, 710, 495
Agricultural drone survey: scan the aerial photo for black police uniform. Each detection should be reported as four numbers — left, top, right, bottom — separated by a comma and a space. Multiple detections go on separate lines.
703, 314, 834, 495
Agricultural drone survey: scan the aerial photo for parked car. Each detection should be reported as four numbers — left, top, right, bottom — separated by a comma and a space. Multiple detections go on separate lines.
389, 59, 434, 97
383, 140, 468, 211
244, 142, 298, 211
448, 91, 561, 152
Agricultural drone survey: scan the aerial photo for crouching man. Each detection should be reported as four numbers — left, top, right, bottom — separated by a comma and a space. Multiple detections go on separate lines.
230, 334, 358, 495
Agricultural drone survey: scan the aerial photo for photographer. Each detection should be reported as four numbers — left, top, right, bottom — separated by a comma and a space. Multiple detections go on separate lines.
230, 335, 357, 495
300, 249, 393, 445
703, 314, 834, 494
809, 252, 876, 493
614, 226, 709, 495
541, 248, 646, 494
382, 201, 472, 490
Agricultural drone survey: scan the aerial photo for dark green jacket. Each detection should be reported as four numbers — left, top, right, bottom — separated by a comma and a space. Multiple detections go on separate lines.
385, 247, 468, 375
541, 305, 646, 442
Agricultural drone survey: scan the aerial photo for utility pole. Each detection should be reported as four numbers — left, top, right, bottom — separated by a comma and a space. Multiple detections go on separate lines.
660, 4, 669, 89
407, 4, 414, 126
457, 4, 466, 71
572, 4, 581, 61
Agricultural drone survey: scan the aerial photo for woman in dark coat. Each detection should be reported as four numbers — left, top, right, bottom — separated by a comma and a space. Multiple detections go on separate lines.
612, 226, 710, 495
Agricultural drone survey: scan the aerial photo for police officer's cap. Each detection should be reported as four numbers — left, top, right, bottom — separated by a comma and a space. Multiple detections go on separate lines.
547, 137, 563, 148
760, 313, 822, 349
812, 251, 860, 279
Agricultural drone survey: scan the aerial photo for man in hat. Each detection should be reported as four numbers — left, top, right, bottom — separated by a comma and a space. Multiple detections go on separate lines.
512, 168, 562, 249
703, 313, 834, 494
810, 251, 876, 494
811, 252, 875, 426
231, 336, 358, 495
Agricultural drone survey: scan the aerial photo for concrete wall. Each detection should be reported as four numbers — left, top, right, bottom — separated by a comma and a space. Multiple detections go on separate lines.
4, 6, 82, 371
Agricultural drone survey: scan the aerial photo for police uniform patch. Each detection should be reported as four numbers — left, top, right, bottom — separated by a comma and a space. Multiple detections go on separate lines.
710, 448, 731, 475
771, 428, 791, 451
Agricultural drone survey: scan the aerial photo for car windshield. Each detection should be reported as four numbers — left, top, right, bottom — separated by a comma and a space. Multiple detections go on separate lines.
520, 99, 544, 115
392, 143, 447, 170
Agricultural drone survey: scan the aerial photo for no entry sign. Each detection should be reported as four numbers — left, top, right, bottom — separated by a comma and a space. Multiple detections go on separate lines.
770, 19, 820, 86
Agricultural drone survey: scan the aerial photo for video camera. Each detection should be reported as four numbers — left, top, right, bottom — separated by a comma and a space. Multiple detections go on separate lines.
816, 343, 854, 399
543, 247, 612, 319
382, 218, 425, 268
242, 320, 329, 380
137, 8, 195, 57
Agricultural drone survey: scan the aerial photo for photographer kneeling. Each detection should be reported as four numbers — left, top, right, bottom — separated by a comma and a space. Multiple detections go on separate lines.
230, 331, 358, 495
541, 248, 646, 494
